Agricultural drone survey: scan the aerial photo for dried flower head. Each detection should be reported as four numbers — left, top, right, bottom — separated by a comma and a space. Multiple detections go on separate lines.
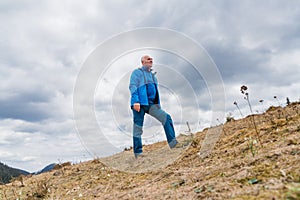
234, 101, 237, 105
241, 85, 248, 94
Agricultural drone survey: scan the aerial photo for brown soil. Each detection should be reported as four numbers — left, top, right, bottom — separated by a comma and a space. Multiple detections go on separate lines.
1, 103, 300, 200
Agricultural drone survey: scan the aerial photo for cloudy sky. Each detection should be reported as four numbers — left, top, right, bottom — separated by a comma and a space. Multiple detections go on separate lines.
1, 0, 299, 172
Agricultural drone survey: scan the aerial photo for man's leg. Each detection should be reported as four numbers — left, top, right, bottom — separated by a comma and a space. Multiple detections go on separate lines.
148, 105, 178, 148
132, 107, 146, 156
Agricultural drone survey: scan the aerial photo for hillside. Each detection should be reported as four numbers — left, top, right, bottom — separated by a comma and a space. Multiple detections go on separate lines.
0, 103, 299, 199
0, 162, 30, 184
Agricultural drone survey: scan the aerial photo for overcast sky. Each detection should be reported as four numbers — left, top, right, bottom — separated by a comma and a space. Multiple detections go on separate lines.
1, 0, 299, 172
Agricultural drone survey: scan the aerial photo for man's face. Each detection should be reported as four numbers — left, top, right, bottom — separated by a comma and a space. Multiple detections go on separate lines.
142, 56, 153, 68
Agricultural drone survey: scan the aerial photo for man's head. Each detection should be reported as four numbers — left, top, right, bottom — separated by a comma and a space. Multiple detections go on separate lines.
141, 55, 153, 69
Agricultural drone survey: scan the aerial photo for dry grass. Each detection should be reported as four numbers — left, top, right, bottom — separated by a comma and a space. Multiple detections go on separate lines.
1, 103, 299, 199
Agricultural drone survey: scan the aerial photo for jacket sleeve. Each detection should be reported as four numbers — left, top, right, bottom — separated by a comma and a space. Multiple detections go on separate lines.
153, 73, 158, 84
129, 69, 141, 104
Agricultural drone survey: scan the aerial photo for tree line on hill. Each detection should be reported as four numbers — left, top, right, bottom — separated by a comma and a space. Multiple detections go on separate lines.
0, 162, 30, 184
0, 162, 62, 184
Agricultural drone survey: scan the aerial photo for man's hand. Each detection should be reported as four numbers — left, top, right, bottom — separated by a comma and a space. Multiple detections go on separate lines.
133, 103, 140, 112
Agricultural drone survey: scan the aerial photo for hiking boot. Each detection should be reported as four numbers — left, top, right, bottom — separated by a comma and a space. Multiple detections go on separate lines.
171, 142, 185, 149
134, 153, 145, 159
171, 140, 190, 149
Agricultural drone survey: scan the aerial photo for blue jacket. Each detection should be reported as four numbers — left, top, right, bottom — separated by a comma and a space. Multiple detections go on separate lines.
129, 66, 160, 106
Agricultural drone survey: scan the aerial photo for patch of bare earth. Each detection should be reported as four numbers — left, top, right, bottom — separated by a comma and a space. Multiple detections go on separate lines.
1, 103, 299, 199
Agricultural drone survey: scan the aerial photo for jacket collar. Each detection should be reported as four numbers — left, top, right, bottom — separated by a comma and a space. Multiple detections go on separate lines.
142, 65, 152, 72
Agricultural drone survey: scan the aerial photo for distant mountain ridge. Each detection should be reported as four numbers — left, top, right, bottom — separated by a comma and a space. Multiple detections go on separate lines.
0, 162, 57, 184
34, 163, 56, 175
0, 162, 30, 184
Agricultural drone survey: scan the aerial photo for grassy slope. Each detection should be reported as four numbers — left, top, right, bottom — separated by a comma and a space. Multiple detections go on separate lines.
1, 103, 299, 200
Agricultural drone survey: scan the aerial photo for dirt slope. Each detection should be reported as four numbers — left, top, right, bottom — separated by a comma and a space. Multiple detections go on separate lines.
1, 103, 299, 200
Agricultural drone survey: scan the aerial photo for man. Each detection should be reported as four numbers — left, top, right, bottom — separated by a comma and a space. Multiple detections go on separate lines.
129, 55, 181, 158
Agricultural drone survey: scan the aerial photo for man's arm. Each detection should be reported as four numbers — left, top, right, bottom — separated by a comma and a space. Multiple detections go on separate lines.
129, 69, 141, 111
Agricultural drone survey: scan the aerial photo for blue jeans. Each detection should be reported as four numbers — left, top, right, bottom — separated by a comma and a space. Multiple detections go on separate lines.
132, 104, 177, 155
